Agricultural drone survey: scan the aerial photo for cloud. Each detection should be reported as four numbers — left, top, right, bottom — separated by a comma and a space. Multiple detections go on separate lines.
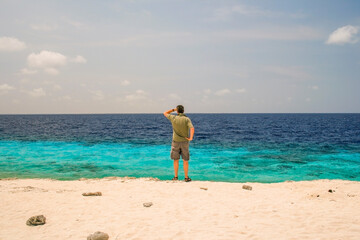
44, 68, 59, 75
70, 55, 87, 63
169, 93, 181, 100
124, 89, 147, 102
86, 31, 192, 48
120, 80, 131, 86
89, 90, 105, 101
0, 37, 26, 51
87, 26, 320, 49
203, 88, 243, 97
264, 66, 311, 80
211, 5, 273, 21
326, 25, 359, 45
215, 88, 231, 96
31, 24, 57, 31
0, 84, 15, 91
53, 84, 62, 91
210, 26, 322, 41
28, 51, 67, 68
203, 89, 212, 95
24, 51, 86, 75
27, 88, 46, 97
67, 20, 84, 28
208, 5, 306, 22
236, 88, 246, 93
20, 68, 38, 75
309, 85, 319, 90
27, 51, 67, 75
0, 84, 15, 94
60, 95, 72, 101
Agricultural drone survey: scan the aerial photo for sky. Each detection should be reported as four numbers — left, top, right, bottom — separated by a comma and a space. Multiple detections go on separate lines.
0, 0, 360, 114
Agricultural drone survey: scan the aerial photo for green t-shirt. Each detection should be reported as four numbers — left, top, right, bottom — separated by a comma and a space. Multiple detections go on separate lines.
166, 113, 194, 142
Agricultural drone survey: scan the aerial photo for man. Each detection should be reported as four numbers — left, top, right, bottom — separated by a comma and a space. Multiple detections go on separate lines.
163, 105, 195, 182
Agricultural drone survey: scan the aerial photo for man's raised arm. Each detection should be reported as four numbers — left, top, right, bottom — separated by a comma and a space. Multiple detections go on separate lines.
163, 108, 176, 118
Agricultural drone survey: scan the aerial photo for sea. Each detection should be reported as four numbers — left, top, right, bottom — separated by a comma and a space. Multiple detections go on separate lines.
0, 114, 359, 183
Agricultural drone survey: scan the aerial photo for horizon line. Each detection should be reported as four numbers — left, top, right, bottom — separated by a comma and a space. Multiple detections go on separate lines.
1, 112, 359, 115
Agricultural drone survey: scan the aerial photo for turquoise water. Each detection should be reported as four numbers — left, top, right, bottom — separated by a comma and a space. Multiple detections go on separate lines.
0, 114, 359, 182
1, 140, 359, 182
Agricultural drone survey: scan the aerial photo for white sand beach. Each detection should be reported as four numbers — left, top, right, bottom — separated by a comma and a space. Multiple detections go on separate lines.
1, 178, 359, 240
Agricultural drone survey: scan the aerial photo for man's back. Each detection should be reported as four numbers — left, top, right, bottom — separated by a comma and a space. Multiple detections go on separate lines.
166, 113, 193, 142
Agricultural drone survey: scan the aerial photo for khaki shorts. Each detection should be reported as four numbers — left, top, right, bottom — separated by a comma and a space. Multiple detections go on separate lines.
170, 141, 190, 161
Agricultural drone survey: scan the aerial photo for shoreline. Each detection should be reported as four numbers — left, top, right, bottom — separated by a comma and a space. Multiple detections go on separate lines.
1, 175, 360, 184
1, 178, 360, 239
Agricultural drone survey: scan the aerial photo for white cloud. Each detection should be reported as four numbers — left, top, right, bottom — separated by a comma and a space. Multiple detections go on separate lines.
0, 84, 15, 91
28, 51, 67, 68
58, 95, 73, 101
61, 95, 72, 101
71, 55, 87, 63
169, 93, 181, 100
89, 90, 105, 101
203, 89, 212, 95
25, 51, 86, 75
211, 26, 322, 41
0, 84, 15, 94
120, 80, 131, 86
209, 5, 306, 22
212, 5, 272, 21
44, 68, 59, 75
326, 25, 359, 45
264, 66, 311, 80
53, 84, 62, 91
31, 24, 57, 31
87, 26, 320, 49
236, 88, 246, 93
27, 51, 67, 75
201, 95, 209, 103
0, 37, 26, 51
141, 10, 152, 17
27, 88, 46, 97
20, 78, 30, 84
215, 88, 231, 96
124, 89, 147, 101
305, 98, 311, 102
21, 68, 38, 75
87, 31, 192, 48
309, 85, 319, 90
67, 20, 84, 28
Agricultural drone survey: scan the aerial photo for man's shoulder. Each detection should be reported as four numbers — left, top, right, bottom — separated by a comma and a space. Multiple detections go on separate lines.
166, 114, 175, 119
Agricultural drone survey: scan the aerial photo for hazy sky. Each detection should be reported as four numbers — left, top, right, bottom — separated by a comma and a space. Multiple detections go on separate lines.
1, 0, 360, 114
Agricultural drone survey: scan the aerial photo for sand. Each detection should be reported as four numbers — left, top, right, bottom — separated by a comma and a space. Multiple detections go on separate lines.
0, 177, 359, 240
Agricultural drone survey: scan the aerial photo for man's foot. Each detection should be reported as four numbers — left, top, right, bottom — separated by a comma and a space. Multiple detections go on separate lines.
184, 177, 192, 182
172, 177, 178, 180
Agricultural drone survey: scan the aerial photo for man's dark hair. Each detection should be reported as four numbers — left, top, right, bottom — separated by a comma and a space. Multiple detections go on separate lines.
176, 105, 184, 113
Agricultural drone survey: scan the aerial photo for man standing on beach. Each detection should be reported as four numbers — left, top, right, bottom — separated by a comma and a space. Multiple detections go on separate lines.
163, 105, 194, 182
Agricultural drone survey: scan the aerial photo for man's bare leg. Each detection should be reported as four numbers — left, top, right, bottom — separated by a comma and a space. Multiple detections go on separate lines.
183, 160, 189, 178
173, 159, 179, 178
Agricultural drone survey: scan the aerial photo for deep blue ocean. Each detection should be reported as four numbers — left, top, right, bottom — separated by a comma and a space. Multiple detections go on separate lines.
0, 114, 359, 183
